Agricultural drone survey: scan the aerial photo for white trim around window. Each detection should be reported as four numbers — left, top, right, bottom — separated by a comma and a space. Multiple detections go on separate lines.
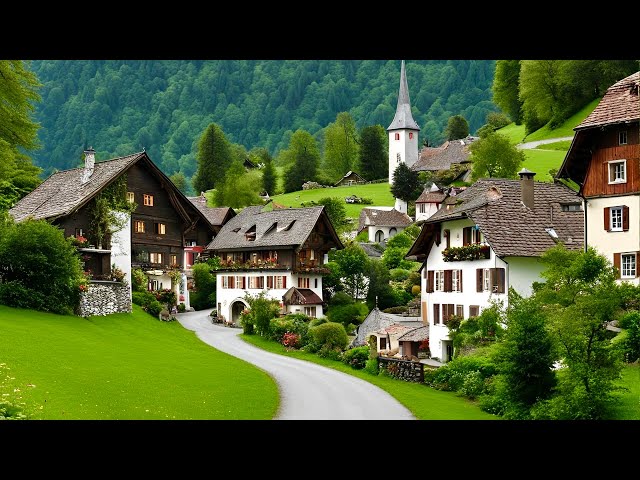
621, 252, 636, 278
608, 159, 627, 184
610, 206, 623, 232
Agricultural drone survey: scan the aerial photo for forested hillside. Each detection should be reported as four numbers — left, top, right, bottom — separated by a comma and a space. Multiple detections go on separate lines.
29, 60, 497, 177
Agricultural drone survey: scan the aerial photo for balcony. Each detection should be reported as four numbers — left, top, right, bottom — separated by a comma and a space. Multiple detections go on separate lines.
442, 244, 490, 262
217, 259, 292, 272
295, 260, 330, 274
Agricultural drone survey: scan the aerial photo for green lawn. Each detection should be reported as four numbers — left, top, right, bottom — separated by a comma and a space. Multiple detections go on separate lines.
496, 123, 527, 145
0, 305, 278, 419
271, 182, 395, 219
523, 98, 600, 143
522, 149, 567, 182
609, 363, 640, 420
240, 334, 496, 420
535, 140, 572, 151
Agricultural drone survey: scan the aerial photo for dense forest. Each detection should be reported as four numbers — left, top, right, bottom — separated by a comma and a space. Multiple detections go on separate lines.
29, 60, 497, 178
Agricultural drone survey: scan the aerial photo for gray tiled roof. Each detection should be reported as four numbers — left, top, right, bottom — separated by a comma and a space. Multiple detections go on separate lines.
206, 205, 342, 251
409, 178, 584, 258
187, 195, 236, 226
397, 325, 429, 342
411, 137, 475, 172
387, 61, 420, 131
358, 208, 413, 231
358, 242, 383, 258
576, 72, 639, 130
376, 322, 424, 335
9, 153, 144, 222
354, 307, 421, 346
415, 188, 446, 204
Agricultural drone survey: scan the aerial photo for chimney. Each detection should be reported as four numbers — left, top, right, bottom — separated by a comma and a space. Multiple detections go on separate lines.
518, 168, 536, 209
81, 146, 96, 184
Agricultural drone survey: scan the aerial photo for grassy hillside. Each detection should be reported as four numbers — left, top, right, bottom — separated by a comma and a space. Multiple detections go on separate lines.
271, 182, 395, 218
610, 363, 640, 420
0, 305, 278, 419
523, 98, 600, 142
496, 123, 527, 145
521, 149, 567, 182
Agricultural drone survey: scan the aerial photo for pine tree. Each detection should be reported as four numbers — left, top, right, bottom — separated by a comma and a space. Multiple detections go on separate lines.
445, 115, 469, 140
192, 123, 233, 194
282, 130, 320, 193
357, 125, 387, 181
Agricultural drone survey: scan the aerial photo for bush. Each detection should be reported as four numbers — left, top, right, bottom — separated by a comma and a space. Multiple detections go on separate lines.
317, 345, 343, 361
390, 268, 411, 282
411, 285, 421, 296
364, 358, 379, 375
191, 263, 216, 310
383, 306, 407, 314
131, 267, 148, 292
327, 303, 368, 329
329, 291, 354, 307
245, 292, 281, 337
392, 287, 413, 306
177, 303, 186, 313
0, 281, 47, 311
132, 291, 156, 307
190, 291, 214, 311
425, 355, 497, 393
155, 288, 177, 307
145, 300, 164, 318
282, 332, 302, 349
342, 346, 370, 369
310, 322, 348, 350
269, 315, 310, 344
309, 317, 328, 327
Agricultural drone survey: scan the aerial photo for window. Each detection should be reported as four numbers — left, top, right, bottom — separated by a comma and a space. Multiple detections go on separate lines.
619, 131, 628, 145
409, 132, 413, 139
154, 223, 166, 235
235, 275, 246, 289
74, 228, 84, 237
451, 269, 462, 292
249, 276, 264, 289
419, 203, 426, 213
149, 280, 162, 291
622, 253, 636, 278
435, 270, 445, 292
314, 278, 318, 288
298, 277, 310, 288
150, 252, 163, 264
610, 207, 623, 232
433, 303, 440, 325
456, 305, 464, 318
304, 306, 317, 318
268, 275, 287, 289
127, 192, 135, 203
483, 268, 490, 292
562, 204, 582, 212
605, 206, 629, 232
143, 194, 154, 206
134, 221, 145, 233
221, 276, 235, 289
469, 305, 480, 317
395, 133, 400, 140
442, 304, 455, 324
380, 337, 387, 350
170, 254, 177, 266
463, 226, 483, 245
608, 160, 627, 184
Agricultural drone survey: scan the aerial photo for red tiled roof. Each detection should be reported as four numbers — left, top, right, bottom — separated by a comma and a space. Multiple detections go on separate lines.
576, 72, 640, 130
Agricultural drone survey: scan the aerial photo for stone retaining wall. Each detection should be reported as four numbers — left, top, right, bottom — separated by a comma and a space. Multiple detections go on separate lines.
78, 281, 131, 317
378, 356, 424, 383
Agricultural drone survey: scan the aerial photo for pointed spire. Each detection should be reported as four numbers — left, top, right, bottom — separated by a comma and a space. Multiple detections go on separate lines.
387, 60, 421, 132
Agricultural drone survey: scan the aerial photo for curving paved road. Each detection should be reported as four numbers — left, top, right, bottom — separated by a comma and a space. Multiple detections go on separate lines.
176, 310, 415, 420
516, 136, 574, 150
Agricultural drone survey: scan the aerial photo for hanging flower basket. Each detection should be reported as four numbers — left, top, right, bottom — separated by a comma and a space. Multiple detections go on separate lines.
442, 244, 490, 262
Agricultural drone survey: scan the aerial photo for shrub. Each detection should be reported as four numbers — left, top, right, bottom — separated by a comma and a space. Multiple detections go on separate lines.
425, 355, 497, 393
327, 303, 367, 329
190, 263, 216, 310
131, 267, 148, 292
0, 281, 47, 311
342, 346, 369, 369
329, 292, 354, 307
392, 287, 413, 306
145, 300, 164, 318
390, 268, 411, 282
269, 315, 310, 344
177, 303, 186, 313
244, 292, 281, 337
411, 285, 421, 296
317, 345, 343, 361
240, 309, 254, 335
364, 358, 379, 375
132, 291, 156, 307
310, 322, 348, 350
282, 332, 301, 349
618, 311, 640, 363
155, 288, 177, 307
383, 306, 407, 314
309, 317, 328, 328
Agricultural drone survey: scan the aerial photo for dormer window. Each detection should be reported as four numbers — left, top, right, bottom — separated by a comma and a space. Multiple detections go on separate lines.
608, 160, 627, 184
619, 131, 628, 145
245, 225, 256, 241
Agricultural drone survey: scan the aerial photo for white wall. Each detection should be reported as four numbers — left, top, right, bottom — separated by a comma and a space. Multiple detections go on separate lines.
586, 195, 640, 285
110, 211, 132, 301
388, 129, 419, 184
216, 271, 325, 320
367, 225, 405, 243
415, 202, 440, 222
505, 256, 545, 297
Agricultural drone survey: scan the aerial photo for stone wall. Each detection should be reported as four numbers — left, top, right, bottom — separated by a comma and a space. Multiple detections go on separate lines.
378, 356, 424, 383
78, 281, 132, 317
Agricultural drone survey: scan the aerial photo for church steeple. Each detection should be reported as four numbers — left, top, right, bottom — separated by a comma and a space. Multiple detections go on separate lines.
387, 60, 420, 132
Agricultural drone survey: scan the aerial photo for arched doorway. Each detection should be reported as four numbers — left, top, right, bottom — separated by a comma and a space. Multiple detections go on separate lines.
230, 299, 249, 326
375, 230, 384, 242
389, 228, 397, 238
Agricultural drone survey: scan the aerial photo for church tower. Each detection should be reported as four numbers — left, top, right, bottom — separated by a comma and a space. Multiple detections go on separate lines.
388, 60, 420, 214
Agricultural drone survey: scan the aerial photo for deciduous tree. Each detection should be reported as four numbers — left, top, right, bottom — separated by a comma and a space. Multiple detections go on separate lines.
445, 115, 469, 140
282, 130, 320, 193
469, 132, 525, 180
323, 112, 359, 182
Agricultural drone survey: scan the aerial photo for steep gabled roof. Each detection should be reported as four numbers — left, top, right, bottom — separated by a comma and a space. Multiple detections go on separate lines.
283, 287, 323, 305
358, 208, 412, 232
9, 152, 145, 222
334, 171, 365, 186
187, 195, 236, 227
206, 205, 343, 251
415, 189, 447, 204
407, 178, 584, 258
411, 137, 476, 172
397, 325, 429, 342
387, 60, 420, 132
353, 307, 421, 346
376, 322, 423, 336
576, 72, 640, 130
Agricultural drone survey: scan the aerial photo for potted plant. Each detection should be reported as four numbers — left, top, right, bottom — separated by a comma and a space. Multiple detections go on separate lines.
418, 339, 430, 359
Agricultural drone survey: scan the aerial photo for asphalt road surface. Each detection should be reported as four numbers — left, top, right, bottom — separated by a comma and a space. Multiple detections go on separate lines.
177, 310, 415, 420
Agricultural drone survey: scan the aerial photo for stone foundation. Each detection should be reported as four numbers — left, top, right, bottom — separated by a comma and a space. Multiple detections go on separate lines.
378, 356, 424, 383
78, 281, 132, 317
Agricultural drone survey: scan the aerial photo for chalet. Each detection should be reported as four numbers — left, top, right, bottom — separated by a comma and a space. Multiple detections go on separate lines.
9, 148, 217, 312
205, 205, 343, 324
334, 171, 365, 187
186, 194, 236, 268
556, 71, 640, 283
415, 183, 447, 222
406, 170, 584, 362
358, 207, 412, 243
353, 306, 421, 350
411, 136, 477, 183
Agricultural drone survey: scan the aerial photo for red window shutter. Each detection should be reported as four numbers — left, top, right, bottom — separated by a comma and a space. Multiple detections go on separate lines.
463, 227, 471, 246
470, 305, 479, 317
604, 207, 610, 231
497, 268, 505, 293
623, 206, 630, 231
444, 229, 451, 249
267, 276, 273, 289
637, 252, 640, 278
427, 271, 434, 293
458, 270, 463, 292
476, 269, 483, 292
444, 270, 452, 292
613, 253, 621, 279
435, 230, 441, 246
282, 276, 286, 289
229, 276, 235, 289
243, 277, 246, 289
433, 304, 440, 324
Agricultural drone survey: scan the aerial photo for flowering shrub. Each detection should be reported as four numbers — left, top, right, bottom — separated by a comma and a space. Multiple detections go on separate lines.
341, 346, 369, 369
68, 235, 88, 247
442, 244, 490, 262
111, 264, 125, 282
418, 339, 430, 351
282, 332, 301, 349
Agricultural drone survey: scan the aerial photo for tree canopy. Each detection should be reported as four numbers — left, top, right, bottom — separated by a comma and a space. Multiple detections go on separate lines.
469, 132, 525, 180
357, 124, 388, 181
282, 130, 320, 193
322, 112, 359, 183
445, 115, 469, 140
192, 123, 233, 194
